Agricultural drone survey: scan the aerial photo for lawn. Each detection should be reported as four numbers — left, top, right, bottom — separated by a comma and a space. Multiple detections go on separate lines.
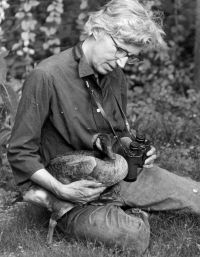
1, 145, 200, 257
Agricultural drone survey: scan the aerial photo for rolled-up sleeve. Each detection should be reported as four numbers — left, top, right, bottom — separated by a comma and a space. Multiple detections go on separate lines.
7, 69, 52, 185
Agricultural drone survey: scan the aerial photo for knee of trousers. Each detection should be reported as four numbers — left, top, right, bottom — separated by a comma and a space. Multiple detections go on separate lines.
59, 204, 150, 255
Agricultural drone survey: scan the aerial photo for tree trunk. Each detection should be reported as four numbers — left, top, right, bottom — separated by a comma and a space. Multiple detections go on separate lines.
194, 0, 200, 89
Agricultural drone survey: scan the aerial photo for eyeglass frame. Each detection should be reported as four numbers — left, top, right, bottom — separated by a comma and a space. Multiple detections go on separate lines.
110, 35, 143, 64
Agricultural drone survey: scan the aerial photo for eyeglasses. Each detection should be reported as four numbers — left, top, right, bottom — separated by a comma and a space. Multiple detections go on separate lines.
110, 35, 143, 64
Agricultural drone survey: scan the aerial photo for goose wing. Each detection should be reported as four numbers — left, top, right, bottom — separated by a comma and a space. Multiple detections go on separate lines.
49, 154, 97, 182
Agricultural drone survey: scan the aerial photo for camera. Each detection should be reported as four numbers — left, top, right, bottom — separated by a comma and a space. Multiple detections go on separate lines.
123, 132, 151, 182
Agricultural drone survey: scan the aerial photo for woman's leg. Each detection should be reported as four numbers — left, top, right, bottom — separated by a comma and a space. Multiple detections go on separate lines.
58, 203, 150, 255
119, 165, 200, 214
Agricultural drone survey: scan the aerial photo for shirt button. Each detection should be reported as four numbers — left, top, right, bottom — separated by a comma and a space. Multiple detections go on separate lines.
96, 108, 100, 112
75, 107, 78, 111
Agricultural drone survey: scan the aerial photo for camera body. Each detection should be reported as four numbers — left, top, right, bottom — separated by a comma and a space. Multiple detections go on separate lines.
123, 133, 151, 182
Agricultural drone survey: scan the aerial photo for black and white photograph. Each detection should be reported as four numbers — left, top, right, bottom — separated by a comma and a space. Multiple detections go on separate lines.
0, 0, 199, 256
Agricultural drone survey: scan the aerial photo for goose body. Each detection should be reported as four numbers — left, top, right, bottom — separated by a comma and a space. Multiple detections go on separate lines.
48, 151, 128, 186
22, 134, 128, 244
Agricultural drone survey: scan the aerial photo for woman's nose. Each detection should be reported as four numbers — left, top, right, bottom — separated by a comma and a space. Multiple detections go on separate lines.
116, 57, 128, 68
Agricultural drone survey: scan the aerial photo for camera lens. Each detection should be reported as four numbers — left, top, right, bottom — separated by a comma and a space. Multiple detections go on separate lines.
130, 141, 140, 150
136, 132, 145, 143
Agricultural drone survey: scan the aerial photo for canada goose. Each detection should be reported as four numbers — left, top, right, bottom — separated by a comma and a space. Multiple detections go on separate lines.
22, 133, 128, 245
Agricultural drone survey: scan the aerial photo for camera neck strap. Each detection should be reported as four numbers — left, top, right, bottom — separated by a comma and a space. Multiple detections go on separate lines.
84, 79, 118, 139
83, 78, 135, 142
108, 83, 135, 141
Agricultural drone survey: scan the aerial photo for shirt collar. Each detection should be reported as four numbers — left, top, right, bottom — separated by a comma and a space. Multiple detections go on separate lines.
73, 42, 94, 78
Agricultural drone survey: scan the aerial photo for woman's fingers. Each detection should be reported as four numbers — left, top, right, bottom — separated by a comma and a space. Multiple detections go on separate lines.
76, 180, 104, 188
143, 154, 157, 168
146, 146, 156, 156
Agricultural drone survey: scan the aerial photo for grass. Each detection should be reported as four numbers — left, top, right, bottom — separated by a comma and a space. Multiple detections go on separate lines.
0, 204, 134, 257
149, 211, 200, 257
1, 145, 200, 257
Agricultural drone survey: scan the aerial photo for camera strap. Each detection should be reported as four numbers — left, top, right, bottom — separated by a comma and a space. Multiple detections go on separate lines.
108, 84, 135, 141
84, 78, 134, 138
84, 78, 134, 154
84, 79, 119, 139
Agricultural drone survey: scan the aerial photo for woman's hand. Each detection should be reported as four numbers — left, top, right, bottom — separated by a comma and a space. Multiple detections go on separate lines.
58, 180, 106, 204
143, 146, 157, 168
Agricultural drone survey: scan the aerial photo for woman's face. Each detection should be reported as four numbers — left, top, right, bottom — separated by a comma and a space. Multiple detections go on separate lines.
90, 34, 144, 75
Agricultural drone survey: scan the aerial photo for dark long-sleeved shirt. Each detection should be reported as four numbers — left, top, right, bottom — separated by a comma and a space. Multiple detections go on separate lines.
7, 42, 128, 185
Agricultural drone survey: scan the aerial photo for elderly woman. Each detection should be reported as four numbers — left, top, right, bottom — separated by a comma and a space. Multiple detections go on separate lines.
8, 0, 200, 255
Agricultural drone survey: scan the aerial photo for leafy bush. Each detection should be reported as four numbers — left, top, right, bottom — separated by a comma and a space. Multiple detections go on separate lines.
126, 54, 198, 146
123, 0, 196, 147
0, 51, 22, 165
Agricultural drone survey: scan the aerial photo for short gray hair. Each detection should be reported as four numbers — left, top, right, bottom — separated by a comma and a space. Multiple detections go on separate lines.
84, 0, 166, 49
